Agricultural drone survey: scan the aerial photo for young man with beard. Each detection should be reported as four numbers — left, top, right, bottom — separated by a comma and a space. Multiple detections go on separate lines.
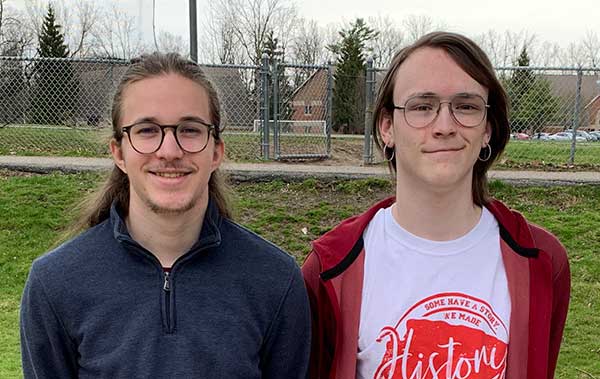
20, 52, 311, 378
303, 32, 570, 379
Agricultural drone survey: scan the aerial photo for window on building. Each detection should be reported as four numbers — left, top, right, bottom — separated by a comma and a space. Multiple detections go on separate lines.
304, 105, 312, 115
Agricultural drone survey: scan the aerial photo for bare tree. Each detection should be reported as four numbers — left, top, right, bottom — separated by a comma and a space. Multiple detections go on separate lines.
368, 15, 404, 68
156, 30, 186, 56
563, 41, 587, 68
0, 0, 35, 56
199, 1, 244, 64
581, 30, 600, 67
89, 2, 144, 59
207, 0, 299, 66
402, 15, 444, 44
476, 29, 536, 67
289, 18, 325, 65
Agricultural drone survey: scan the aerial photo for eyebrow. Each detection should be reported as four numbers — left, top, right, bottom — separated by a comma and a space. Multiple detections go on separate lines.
407, 91, 484, 99
129, 115, 212, 125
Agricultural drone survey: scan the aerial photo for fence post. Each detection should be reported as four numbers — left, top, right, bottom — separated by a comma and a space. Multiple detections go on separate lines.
569, 68, 583, 165
363, 56, 375, 164
326, 61, 333, 157
273, 60, 280, 159
260, 53, 270, 160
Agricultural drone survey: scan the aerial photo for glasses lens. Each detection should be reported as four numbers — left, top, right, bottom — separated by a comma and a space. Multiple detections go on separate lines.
404, 96, 440, 128
129, 122, 162, 153
451, 96, 487, 127
176, 121, 211, 153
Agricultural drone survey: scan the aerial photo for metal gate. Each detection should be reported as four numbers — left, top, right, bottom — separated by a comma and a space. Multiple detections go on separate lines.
270, 62, 332, 160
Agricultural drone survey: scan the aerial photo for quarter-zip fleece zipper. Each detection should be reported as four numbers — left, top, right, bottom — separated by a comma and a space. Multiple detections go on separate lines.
163, 271, 171, 332
112, 201, 222, 335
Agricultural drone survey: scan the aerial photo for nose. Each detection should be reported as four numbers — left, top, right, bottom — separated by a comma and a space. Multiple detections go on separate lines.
155, 128, 184, 160
431, 102, 458, 137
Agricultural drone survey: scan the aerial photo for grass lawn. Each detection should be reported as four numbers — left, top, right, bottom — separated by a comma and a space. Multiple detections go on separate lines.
0, 171, 599, 378
2, 126, 600, 169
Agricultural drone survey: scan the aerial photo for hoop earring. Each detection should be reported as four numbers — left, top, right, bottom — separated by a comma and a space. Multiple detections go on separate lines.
384, 144, 395, 162
478, 144, 492, 162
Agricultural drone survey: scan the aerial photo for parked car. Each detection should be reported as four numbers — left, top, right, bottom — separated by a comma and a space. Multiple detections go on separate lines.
564, 129, 595, 141
532, 132, 550, 141
549, 132, 586, 142
589, 131, 600, 141
510, 132, 530, 140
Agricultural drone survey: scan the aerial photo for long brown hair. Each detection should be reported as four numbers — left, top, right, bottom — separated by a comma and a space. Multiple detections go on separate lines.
68, 52, 231, 237
373, 32, 510, 206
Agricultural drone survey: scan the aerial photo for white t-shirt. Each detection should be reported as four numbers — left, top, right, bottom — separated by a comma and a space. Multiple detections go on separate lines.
356, 206, 511, 379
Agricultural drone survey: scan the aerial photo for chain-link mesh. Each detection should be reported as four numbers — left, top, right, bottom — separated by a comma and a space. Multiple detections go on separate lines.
497, 67, 600, 167
3, 56, 599, 168
0, 56, 126, 156
202, 64, 262, 161
365, 66, 600, 168
272, 63, 331, 159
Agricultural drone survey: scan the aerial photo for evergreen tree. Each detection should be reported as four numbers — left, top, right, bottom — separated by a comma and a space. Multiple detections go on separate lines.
263, 30, 293, 121
30, 4, 79, 125
329, 19, 377, 134
506, 47, 559, 132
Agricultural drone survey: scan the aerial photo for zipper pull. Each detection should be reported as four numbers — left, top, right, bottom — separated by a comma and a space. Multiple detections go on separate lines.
163, 272, 170, 291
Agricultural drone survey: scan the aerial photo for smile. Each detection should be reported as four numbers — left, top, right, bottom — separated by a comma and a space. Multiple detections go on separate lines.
151, 171, 190, 178
424, 147, 464, 153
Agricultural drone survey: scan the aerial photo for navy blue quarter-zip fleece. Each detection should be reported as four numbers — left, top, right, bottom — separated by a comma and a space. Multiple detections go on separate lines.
20, 200, 311, 378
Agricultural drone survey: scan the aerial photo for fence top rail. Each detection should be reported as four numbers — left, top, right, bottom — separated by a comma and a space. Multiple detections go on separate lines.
200, 63, 259, 70
279, 62, 329, 70
373, 65, 600, 73
0, 56, 129, 64
495, 66, 600, 72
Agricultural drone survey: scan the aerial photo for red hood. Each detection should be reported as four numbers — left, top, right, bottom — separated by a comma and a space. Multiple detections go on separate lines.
312, 196, 539, 275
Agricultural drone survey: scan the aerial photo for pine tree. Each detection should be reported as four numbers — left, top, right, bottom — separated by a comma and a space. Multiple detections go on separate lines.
30, 4, 79, 125
329, 19, 377, 134
506, 47, 559, 133
37, 5, 69, 58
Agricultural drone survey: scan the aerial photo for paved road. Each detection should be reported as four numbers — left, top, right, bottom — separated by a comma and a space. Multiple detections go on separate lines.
1, 155, 599, 185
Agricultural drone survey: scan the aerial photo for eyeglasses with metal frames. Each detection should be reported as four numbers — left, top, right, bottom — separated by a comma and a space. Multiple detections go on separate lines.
121, 119, 215, 154
393, 94, 490, 128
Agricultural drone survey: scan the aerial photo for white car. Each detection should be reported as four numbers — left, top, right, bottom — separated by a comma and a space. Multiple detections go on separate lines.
564, 129, 596, 141
549, 132, 585, 142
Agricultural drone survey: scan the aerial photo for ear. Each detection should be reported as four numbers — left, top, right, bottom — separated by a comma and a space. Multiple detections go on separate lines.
110, 138, 127, 174
483, 121, 492, 147
378, 111, 395, 147
210, 140, 225, 172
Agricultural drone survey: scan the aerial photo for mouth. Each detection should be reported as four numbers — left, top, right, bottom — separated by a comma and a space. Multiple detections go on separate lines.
424, 147, 465, 154
151, 171, 190, 178
148, 169, 194, 179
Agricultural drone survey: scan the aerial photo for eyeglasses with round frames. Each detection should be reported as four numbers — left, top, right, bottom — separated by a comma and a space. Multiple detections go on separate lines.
121, 119, 215, 154
393, 94, 490, 128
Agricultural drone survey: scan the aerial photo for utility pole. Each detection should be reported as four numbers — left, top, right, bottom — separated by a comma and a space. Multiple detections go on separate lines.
189, 0, 197, 62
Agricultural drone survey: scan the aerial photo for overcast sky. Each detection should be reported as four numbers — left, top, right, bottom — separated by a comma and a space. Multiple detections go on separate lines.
139, 0, 598, 49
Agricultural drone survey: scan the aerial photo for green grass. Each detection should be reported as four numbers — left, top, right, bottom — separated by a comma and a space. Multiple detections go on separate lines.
0, 171, 599, 378
2, 126, 600, 169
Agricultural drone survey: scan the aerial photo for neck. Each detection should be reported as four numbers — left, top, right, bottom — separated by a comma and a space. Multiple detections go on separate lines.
392, 176, 482, 241
125, 196, 208, 268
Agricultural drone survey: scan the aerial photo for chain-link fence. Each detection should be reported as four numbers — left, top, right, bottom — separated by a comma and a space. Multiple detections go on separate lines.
0, 56, 332, 161
271, 61, 331, 159
0, 56, 126, 156
364, 64, 600, 168
2, 55, 599, 168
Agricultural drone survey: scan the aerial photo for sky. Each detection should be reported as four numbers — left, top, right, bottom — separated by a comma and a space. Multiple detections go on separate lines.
136, 0, 599, 50
10, 0, 599, 54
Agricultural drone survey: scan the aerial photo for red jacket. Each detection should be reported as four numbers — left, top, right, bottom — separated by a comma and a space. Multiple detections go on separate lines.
302, 197, 570, 379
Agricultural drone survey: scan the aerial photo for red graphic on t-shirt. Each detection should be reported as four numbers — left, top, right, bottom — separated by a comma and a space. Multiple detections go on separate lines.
372, 293, 508, 379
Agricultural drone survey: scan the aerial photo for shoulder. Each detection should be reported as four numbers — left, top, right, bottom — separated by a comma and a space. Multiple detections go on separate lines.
29, 219, 113, 279
528, 222, 570, 278
219, 218, 298, 269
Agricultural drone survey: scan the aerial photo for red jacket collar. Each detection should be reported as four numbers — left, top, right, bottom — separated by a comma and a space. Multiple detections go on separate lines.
312, 196, 539, 276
